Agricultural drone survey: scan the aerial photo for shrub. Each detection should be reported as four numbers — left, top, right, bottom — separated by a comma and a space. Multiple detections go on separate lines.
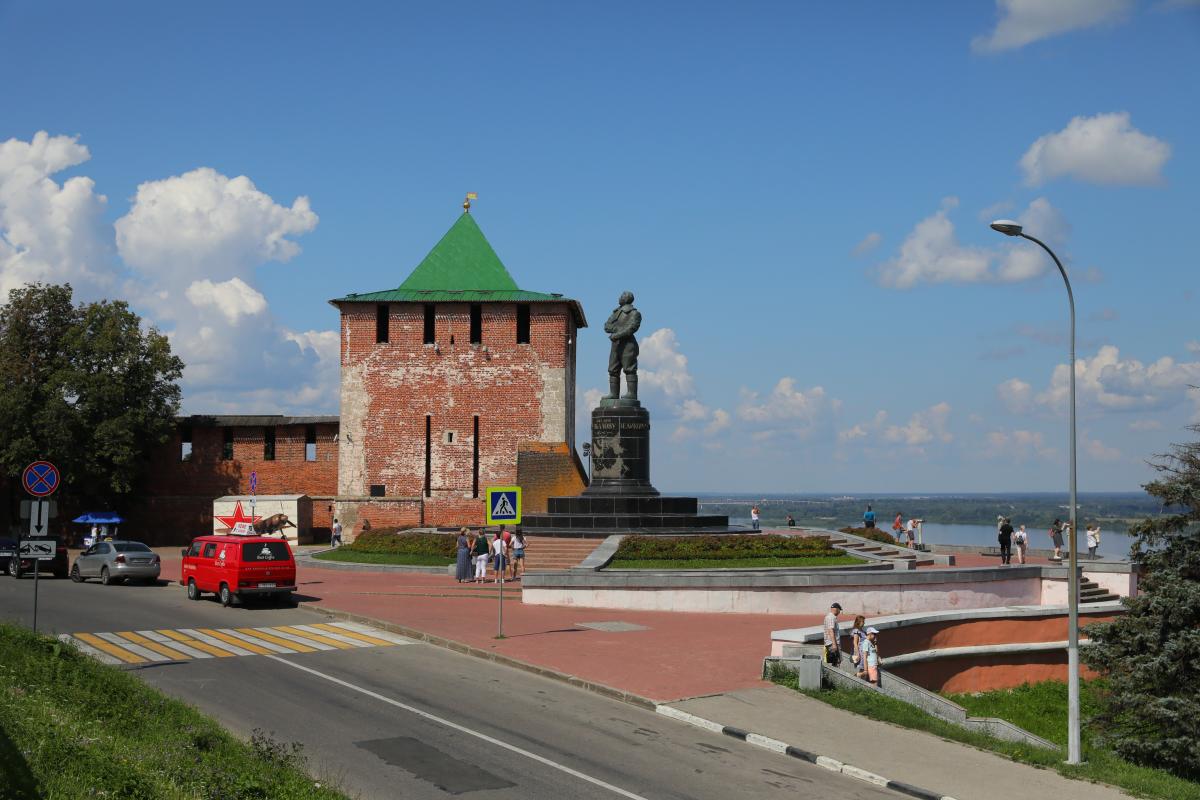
614, 534, 841, 561
345, 529, 457, 558
839, 526, 898, 545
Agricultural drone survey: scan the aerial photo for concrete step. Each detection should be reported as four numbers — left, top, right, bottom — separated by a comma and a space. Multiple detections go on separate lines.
1082, 592, 1120, 603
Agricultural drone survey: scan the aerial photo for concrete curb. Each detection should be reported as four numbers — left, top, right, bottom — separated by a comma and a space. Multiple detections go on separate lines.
653, 705, 957, 800
306, 604, 658, 710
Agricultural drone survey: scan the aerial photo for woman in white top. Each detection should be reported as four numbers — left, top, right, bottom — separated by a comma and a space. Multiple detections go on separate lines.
1086, 525, 1101, 559
1014, 525, 1028, 564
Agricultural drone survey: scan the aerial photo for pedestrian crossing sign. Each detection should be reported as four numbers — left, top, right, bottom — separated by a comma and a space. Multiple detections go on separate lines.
485, 486, 521, 525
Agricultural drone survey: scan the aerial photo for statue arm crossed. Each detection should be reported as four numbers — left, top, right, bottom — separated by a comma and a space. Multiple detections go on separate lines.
603, 291, 641, 400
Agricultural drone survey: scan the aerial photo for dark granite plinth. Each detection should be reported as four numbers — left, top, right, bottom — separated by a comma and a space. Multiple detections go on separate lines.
585, 404, 658, 496
521, 401, 737, 537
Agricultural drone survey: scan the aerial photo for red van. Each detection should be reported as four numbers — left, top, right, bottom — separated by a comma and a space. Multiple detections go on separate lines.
180, 535, 296, 607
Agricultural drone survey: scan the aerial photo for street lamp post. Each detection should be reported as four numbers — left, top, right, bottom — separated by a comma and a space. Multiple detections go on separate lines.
990, 219, 1081, 765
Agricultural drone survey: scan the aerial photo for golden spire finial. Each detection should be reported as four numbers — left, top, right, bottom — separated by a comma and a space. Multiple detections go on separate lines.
463, 192, 477, 212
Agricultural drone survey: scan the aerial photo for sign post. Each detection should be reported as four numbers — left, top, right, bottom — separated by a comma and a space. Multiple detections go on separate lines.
485, 487, 522, 638
250, 471, 258, 523
21, 461, 60, 633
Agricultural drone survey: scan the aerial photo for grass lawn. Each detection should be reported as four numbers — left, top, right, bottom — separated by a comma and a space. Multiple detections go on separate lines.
609, 555, 865, 569
769, 666, 1200, 800
312, 549, 453, 566
0, 623, 347, 799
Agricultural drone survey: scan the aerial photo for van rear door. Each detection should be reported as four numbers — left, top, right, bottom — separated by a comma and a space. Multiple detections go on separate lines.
238, 541, 295, 589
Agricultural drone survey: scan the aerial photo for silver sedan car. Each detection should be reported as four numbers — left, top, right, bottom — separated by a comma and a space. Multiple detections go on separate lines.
71, 540, 161, 585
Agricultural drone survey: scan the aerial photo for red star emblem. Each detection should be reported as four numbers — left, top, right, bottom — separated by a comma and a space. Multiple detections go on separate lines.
215, 500, 261, 531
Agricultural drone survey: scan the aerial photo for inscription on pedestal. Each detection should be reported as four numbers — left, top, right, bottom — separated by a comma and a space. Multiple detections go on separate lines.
586, 404, 658, 496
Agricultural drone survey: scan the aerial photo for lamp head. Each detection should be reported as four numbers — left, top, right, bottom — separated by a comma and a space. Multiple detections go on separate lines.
990, 219, 1023, 237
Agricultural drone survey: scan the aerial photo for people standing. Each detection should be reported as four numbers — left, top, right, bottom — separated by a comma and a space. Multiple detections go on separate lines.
849, 615, 867, 672
863, 505, 876, 529
472, 529, 490, 582
891, 512, 903, 542
823, 602, 843, 666
1049, 518, 1064, 560
492, 526, 508, 583
1086, 524, 1101, 559
786, 514, 796, 527
455, 527, 472, 583
1014, 524, 1028, 564
998, 517, 1014, 565
331, 518, 343, 548
904, 517, 916, 549
750, 505, 761, 531
512, 528, 526, 579
859, 627, 881, 685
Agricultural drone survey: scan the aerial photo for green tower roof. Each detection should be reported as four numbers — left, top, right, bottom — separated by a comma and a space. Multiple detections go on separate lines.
330, 212, 585, 326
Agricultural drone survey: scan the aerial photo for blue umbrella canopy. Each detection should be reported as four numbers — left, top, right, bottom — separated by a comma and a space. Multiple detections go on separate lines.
72, 512, 124, 524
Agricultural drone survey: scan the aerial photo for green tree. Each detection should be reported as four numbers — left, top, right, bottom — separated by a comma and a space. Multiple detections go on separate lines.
0, 283, 184, 518
1082, 426, 1200, 780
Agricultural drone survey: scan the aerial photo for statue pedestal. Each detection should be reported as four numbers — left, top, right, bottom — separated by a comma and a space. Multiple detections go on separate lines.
521, 400, 735, 537
585, 402, 657, 496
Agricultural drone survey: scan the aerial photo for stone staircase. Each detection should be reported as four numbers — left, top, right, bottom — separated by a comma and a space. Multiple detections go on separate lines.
824, 533, 932, 566
1079, 578, 1120, 604
522, 536, 603, 570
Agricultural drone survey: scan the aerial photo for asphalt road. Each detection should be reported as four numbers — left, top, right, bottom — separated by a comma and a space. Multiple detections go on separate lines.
0, 572, 897, 800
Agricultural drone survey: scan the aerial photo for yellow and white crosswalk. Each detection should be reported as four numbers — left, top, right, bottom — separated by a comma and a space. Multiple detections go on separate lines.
58, 621, 413, 665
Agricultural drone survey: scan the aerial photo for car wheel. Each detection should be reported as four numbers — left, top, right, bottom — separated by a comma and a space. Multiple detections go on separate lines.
70, 564, 83, 583
219, 583, 232, 607
187, 578, 201, 601
100, 566, 111, 586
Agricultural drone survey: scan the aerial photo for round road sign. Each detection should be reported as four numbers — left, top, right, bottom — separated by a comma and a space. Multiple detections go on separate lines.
22, 461, 60, 497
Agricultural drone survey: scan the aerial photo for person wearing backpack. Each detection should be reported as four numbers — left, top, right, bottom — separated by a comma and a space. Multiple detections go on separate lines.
1014, 524, 1028, 564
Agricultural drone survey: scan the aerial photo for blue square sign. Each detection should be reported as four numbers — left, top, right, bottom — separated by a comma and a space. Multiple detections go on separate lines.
485, 487, 521, 525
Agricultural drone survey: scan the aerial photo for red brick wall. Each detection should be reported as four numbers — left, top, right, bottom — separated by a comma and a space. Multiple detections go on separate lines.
119, 422, 341, 545
339, 301, 575, 527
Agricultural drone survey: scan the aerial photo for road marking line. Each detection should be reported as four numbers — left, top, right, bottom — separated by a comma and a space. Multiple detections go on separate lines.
196, 628, 273, 655
260, 627, 337, 651
159, 629, 236, 657
290, 624, 373, 648
326, 621, 416, 645
59, 634, 120, 665
138, 630, 213, 659
95, 632, 168, 662
309, 623, 398, 647
177, 628, 253, 656
73, 633, 144, 663
273, 625, 356, 649
214, 628, 297, 654
114, 631, 191, 661
266, 656, 651, 800
237, 628, 317, 653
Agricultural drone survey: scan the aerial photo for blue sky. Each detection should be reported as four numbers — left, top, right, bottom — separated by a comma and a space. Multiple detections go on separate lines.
2, 0, 1198, 493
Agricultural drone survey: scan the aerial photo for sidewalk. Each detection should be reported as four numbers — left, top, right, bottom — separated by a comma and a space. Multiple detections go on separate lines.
669, 686, 1130, 800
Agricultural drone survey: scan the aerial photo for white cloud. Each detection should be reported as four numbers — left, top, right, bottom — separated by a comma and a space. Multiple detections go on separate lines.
1020, 112, 1171, 186
998, 378, 1033, 413
1089, 308, 1120, 323
185, 277, 268, 323
876, 197, 1068, 289
638, 328, 695, 399
1129, 419, 1162, 432
1083, 433, 1121, 462
852, 232, 882, 257
1036, 344, 1200, 413
0, 131, 112, 298
984, 428, 1054, 461
972, 0, 1132, 53
1187, 341, 1200, 355
883, 402, 953, 447
115, 167, 317, 283
705, 408, 731, 435
738, 379, 827, 424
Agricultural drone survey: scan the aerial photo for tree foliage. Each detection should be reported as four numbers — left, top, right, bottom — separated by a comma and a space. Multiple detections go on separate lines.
0, 283, 183, 509
1082, 426, 1200, 780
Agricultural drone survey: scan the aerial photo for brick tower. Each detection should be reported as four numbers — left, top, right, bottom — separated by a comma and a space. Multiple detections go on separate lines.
329, 207, 587, 536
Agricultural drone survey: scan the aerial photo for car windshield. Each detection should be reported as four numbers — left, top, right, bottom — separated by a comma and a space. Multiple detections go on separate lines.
114, 542, 152, 553
242, 542, 290, 562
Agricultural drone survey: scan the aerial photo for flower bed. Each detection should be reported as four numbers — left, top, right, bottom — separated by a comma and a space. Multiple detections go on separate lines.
615, 534, 843, 561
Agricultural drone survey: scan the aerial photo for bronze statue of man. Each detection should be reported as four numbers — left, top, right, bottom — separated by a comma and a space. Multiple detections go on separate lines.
603, 291, 641, 400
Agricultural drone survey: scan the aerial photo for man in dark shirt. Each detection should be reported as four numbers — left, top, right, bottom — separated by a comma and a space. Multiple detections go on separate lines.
998, 517, 1014, 565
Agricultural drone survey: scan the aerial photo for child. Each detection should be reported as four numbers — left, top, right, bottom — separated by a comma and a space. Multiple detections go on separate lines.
858, 627, 881, 685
